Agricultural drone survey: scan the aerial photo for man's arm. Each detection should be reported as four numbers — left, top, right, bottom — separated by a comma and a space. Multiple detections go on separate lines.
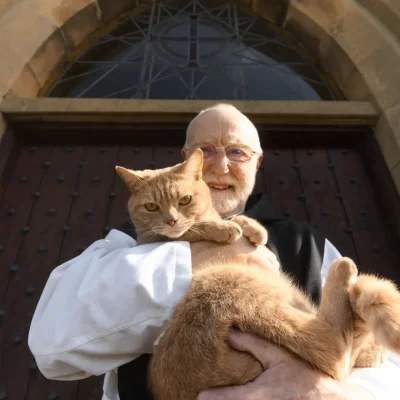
28, 229, 191, 380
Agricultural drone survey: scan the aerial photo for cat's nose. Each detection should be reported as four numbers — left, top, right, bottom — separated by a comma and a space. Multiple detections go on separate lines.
165, 218, 177, 227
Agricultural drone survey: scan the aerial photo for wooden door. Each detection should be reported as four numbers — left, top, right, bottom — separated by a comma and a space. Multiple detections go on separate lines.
0, 124, 399, 399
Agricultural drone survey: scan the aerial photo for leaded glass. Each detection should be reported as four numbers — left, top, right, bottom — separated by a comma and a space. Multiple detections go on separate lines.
43, 0, 340, 100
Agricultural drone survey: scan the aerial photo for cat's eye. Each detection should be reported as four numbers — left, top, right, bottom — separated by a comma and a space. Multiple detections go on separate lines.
144, 203, 159, 211
179, 195, 192, 205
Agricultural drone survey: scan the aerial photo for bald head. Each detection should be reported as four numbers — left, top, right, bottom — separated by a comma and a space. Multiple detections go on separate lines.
185, 103, 262, 153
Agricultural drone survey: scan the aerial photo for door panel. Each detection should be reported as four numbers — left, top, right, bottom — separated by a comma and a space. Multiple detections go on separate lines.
0, 134, 399, 399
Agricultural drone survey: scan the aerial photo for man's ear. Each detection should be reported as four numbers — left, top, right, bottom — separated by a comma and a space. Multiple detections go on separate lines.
179, 149, 203, 180
115, 166, 139, 191
256, 154, 264, 170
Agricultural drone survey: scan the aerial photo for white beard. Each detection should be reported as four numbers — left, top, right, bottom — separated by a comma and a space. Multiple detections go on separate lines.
206, 173, 256, 218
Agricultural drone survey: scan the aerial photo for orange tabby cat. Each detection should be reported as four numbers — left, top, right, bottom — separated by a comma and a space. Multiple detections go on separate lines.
116, 149, 400, 400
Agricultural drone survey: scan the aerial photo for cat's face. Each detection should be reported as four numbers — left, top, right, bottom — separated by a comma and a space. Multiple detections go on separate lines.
116, 150, 212, 239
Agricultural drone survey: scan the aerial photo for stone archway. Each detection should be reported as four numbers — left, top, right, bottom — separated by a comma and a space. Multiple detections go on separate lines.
0, 0, 400, 190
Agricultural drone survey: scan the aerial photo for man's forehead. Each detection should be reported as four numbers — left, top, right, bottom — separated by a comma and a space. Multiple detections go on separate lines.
187, 117, 257, 146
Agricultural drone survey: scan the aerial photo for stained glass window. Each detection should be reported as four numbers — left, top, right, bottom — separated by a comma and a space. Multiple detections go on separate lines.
43, 0, 340, 100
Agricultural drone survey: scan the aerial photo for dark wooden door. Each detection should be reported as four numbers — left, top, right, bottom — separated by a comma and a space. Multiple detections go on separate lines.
0, 125, 399, 400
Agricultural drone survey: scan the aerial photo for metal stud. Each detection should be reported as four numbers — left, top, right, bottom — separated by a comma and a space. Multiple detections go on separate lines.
43, 161, 51, 168
65, 146, 73, 153
13, 334, 22, 344
360, 210, 368, 217
109, 192, 116, 198
29, 146, 38, 152
274, 150, 280, 156
0, 310, 5, 320
38, 246, 47, 253
48, 392, 59, 400
327, 163, 334, 169
22, 226, 30, 234
298, 194, 305, 201
19, 176, 27, 183
350, 178, 357, 184
63, 226, 70, 233
0, 392, 7, 400
308, 150, 313, 156
284, 210, 291, 217
100, 148, 106, 153
292, 163, 299, 169
79, 161, 88, 167
322, 210, 329, 216
279, 177, 285, 184
104, 226, 111, 234
57, 176, 65, 183
336, 193, 343, 199
30, 360, 38, 371
133, 148, 140, 154
33, 191, 41, 198
26, 287, 36, 296
47, 208, 56, 216
93, 176, 100, 183
85, 208, 94, 216
7, 208, 16, 216
313, 178, 321, 184
9, 264, 19, 274
72, 192, 79, 198
372, 244, 379, 253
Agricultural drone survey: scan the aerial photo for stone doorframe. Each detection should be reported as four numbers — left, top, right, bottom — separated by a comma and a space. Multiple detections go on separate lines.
0, 0, 400, 193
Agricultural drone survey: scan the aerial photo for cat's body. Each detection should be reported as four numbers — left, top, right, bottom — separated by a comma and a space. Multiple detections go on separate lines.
116, 150, 400, 400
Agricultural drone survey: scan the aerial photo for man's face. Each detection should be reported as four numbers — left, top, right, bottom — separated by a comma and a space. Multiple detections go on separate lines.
183, 109, 263, 218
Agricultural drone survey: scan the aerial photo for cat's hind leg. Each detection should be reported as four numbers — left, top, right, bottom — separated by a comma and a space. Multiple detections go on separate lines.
350, 274, 400, 355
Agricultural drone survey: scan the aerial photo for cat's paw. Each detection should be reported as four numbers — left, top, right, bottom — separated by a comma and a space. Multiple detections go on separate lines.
216, 221, 243, 244
327, 257, 358, 288
231, 216, 268, 246
350, 275, 400, 353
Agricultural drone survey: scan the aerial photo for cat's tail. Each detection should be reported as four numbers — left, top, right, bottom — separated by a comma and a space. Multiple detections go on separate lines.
350, 274, 400, 354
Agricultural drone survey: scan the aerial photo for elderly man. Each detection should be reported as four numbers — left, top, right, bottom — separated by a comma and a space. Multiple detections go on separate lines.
29, 104, 399, 400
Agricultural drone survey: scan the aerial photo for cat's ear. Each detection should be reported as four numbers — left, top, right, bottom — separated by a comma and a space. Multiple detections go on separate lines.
180, 149, 203, 180
115, 166, 140, 190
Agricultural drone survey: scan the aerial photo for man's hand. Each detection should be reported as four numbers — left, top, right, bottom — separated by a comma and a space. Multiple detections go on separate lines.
190, 236, 279, 274
197, 329, 375, 400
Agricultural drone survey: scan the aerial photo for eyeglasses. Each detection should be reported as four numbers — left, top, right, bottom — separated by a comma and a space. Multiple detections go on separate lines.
185, 142, 261, 163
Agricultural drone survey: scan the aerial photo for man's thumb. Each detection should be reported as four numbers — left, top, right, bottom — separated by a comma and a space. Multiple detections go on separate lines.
228, 328, 294, 369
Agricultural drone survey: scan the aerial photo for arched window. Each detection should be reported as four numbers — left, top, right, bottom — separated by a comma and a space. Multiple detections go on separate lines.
42, 0, 340, 100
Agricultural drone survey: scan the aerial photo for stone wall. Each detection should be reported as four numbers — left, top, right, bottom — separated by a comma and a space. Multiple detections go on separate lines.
0, 0, 400, 192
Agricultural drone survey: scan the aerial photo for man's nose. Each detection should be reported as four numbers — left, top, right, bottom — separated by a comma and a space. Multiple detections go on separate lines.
165, 218, 178, 226
210, 152, 229, 175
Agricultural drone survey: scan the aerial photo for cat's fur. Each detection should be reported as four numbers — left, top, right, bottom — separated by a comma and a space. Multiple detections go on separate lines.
116, 149, 400, 400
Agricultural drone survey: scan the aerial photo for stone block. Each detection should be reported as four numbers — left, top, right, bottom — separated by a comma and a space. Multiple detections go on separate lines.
61, 2, 101, 50
375, 105, 400, 170
97, 0, 136, 22
251, 0, 289, 25
9, 65, 40, 97
356, 44, 400, 111
27, 29, 68, 87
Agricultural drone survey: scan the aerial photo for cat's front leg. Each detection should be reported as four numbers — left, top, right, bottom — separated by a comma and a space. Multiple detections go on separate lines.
181, 220, 242, 244
231, 215, 268, 246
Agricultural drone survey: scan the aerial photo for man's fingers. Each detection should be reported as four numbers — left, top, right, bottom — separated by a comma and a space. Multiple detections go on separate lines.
228, 328, 294, 369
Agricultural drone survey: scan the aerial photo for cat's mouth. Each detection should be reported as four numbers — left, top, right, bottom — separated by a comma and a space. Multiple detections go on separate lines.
208, 184, 233, 191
